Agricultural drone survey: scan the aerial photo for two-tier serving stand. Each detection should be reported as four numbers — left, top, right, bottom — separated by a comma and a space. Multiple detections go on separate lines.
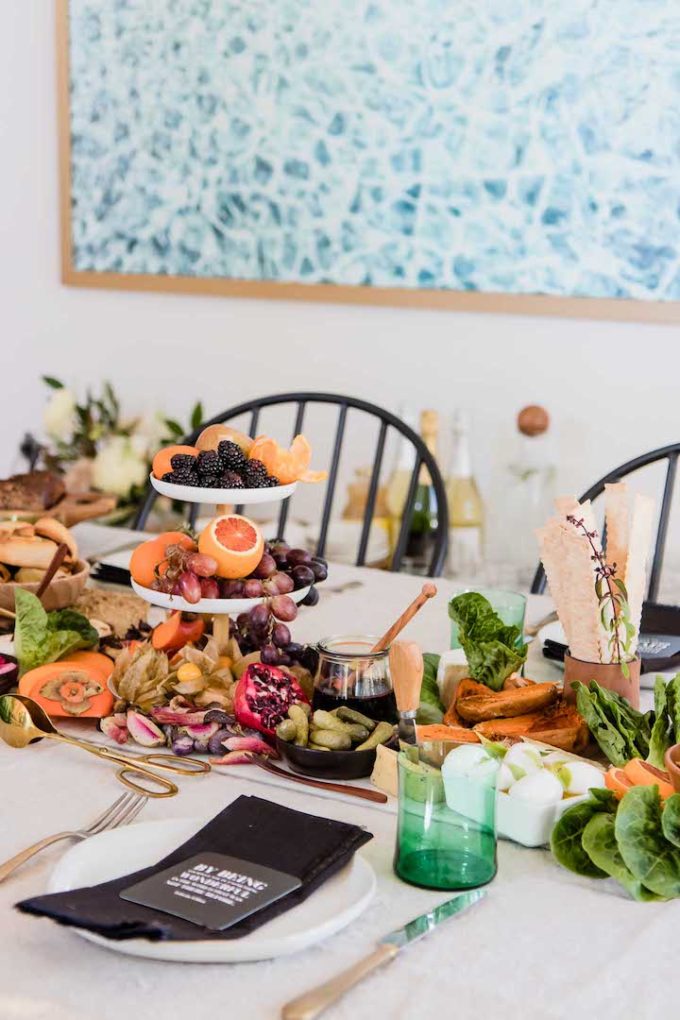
130, 475, 307, 650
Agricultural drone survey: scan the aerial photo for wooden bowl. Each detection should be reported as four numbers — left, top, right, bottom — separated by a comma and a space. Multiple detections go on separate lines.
664, 744, 680, 793
0, 559, 90, 613
276, 734, 398, 781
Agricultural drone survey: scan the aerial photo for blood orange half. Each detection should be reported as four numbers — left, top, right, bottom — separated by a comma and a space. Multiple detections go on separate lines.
198, 514, 264, 579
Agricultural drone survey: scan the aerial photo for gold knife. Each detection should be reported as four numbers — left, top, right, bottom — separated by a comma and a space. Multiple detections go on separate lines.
281, 888, 486, 1019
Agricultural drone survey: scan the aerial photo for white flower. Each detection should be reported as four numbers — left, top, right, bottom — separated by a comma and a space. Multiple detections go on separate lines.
43, 388, 76, 442
92, 436, 148, 498
130, 412, 168, 459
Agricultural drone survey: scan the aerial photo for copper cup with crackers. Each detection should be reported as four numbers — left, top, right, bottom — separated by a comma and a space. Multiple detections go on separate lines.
537, 483, 654, 709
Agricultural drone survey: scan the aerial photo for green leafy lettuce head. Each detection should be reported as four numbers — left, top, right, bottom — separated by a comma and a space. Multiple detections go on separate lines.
448, 592, 527, 691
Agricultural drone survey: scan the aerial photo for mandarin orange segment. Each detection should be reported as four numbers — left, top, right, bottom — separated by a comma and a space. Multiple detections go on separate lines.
198, 514, 264, 579
152, 445, 198, 479
130, 532, 196, 587
247, 433, 325, 484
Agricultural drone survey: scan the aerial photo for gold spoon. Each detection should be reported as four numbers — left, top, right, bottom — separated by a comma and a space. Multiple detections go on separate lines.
0, 694, 211, 798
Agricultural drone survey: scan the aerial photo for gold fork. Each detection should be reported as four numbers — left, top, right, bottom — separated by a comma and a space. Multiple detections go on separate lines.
0, 790, 146, 882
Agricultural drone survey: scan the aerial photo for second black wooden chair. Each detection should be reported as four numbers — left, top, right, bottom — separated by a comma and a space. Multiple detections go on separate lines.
134, 392, 449, 576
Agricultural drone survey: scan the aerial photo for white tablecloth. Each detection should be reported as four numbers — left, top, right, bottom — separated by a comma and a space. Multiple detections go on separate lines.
1, 544, 676, 1020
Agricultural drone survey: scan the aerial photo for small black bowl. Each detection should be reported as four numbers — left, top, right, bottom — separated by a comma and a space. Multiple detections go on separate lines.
275, 733, 398, 781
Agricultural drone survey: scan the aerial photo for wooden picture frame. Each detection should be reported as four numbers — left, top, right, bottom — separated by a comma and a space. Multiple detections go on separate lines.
56, 0, 680, 324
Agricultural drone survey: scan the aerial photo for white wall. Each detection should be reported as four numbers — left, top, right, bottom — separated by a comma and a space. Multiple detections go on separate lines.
2, 3, 679, 537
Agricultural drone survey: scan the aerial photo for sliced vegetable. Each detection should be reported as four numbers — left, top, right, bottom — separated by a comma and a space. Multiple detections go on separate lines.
152, 612, 205, 653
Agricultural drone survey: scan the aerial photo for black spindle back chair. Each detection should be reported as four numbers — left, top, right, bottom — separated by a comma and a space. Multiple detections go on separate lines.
530, 442, 680, 600
133, 392, 449, 576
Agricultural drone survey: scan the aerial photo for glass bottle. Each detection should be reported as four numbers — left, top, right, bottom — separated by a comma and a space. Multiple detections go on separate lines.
505, 405, 556, 586
387, 410, 440, 575
446, 411, 484, 578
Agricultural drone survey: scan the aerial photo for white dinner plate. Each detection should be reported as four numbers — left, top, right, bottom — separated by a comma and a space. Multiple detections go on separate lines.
47, 816, 375, 963
131, 580, 311, 615
538, 619, 667, 689
150, 474, 297, 505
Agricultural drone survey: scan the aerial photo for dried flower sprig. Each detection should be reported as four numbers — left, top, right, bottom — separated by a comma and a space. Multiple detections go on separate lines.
566, 515, 635, 676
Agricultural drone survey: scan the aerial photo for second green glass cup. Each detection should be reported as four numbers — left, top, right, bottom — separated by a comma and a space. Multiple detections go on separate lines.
449, 587, 527, 650
394, 745, 497, 891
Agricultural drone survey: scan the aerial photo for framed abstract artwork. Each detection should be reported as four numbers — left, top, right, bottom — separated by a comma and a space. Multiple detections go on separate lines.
57, 0, 680, 320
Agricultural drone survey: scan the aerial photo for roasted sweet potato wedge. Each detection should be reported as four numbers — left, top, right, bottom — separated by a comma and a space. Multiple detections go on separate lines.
473, 703, 588, 753
456, 681, 558, 723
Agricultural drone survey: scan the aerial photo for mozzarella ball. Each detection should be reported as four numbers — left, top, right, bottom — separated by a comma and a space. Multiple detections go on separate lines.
508, 770, 563, 806
557, 762, 606, 796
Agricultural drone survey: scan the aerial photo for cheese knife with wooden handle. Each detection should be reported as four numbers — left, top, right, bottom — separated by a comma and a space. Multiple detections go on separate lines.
281, 889, 487, 1020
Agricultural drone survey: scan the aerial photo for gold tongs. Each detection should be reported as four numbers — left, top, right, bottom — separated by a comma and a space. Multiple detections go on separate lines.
0, 694, 210, 797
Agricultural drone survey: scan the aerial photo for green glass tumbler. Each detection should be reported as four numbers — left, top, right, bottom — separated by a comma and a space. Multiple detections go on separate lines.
394, 746, 497, 890
449, 587, 526, 650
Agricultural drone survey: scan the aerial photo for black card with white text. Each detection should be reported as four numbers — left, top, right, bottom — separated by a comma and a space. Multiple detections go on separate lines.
120, 852, 302, 931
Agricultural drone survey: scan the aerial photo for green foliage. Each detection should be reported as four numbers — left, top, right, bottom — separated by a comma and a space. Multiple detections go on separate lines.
550, 788, 617, 878
647, 677, 673, 769
448, 592, 527, 691
416, 652, 443, 724
574, 680, 649, 766
14, 589, 98, 675
581, 813, 660, 901
615, 786, 680, 898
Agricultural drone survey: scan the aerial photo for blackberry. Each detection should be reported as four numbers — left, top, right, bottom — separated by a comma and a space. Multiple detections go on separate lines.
218, 440, 247, 472
244, 459, 268, 480
221, 470, 245, 489
265, 476, 280, 487
173, 471, 198, 486
161, 471, 176, 483
196, 450, 220, 477
170, 453, 197, 472
200, 474, 221, 488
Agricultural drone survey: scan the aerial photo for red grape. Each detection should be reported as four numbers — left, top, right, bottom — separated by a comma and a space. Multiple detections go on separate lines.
249, 604, 270, 629
272, 622, 291, 648
291, 564, 315, 588
200, 578, 220, 599
178, 571, 202, 604
287, 548, 312, 567
252, 552, 276, 579
302, 585, 320, 607
186, 552, 219, 578
236, 612, 250, 630
260, 644, 279, 665
271, 572, 295, 594
222, 579, 244, 598
271, 595, 298, 622
243, 578, 264, 599
311, 560, 328, 582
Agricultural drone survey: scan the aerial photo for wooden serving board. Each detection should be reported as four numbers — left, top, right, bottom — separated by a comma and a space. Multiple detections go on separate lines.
0, 492, 117, 527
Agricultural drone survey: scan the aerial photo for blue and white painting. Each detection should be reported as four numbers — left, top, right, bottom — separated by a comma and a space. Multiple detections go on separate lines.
68, 0, 680, 300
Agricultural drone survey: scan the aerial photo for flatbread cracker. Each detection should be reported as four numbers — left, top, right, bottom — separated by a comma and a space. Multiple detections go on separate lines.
604, 482, 629, 579
624, 494, 655, 656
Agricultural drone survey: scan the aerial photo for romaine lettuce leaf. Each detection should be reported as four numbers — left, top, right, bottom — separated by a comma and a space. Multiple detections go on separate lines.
647, 676, 672, 770
448, 592, 527, 691
14, 588, 98, 675
416, 652, 443, 724
615, 785, 680, 898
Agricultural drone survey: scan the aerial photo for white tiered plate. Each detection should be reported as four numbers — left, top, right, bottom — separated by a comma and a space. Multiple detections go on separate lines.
150, 474, 297, 505
131, 579, 311, 615
48, 817, 376, 963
